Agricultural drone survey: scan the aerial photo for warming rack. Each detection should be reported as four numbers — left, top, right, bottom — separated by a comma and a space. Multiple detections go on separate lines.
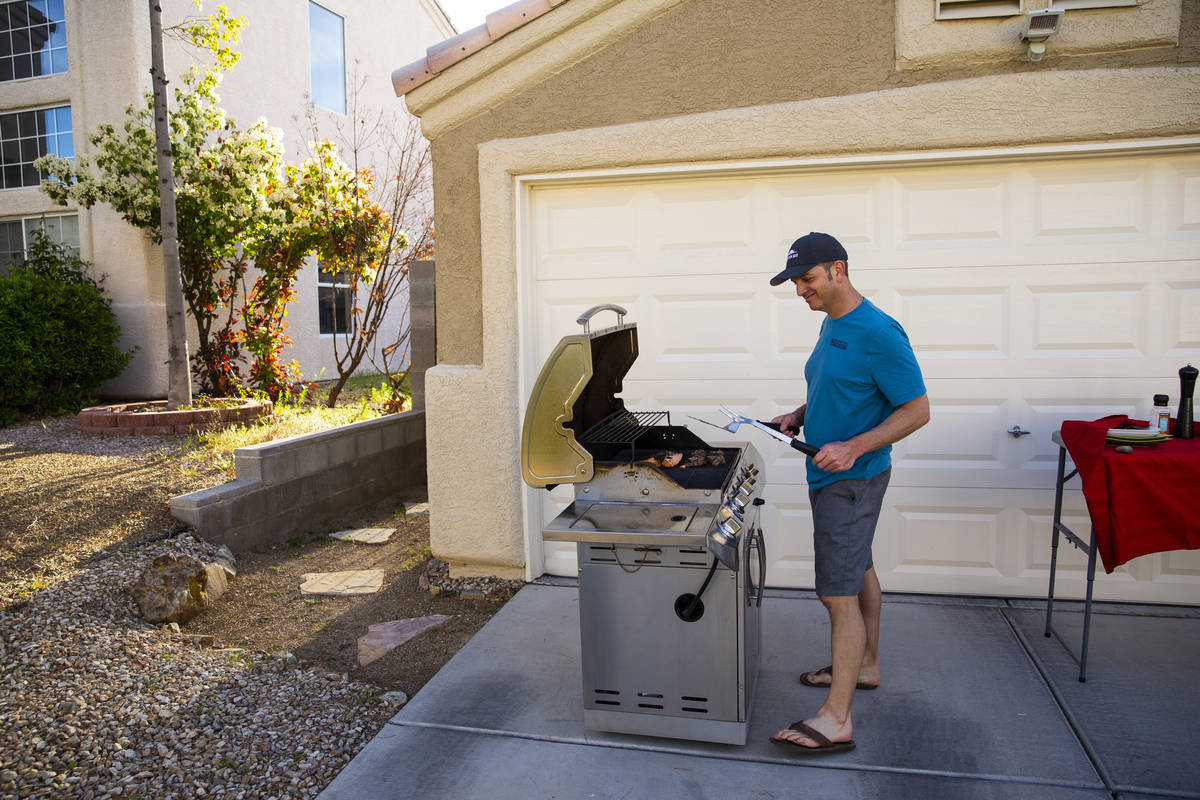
579, 410, 669, 445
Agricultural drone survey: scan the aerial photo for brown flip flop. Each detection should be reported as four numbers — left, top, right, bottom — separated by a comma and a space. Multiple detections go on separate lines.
769, 721, 856, 754
799, 665, 878, 691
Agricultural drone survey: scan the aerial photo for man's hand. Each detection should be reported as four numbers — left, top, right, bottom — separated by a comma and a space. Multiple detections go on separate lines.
771, 406, 804, 437
813, 440, 859, 473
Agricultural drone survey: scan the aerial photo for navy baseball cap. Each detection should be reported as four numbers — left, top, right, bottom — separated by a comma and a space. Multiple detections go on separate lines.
769, 232, 848, 286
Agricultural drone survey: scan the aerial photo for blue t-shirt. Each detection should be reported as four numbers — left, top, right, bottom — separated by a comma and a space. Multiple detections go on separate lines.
803, 299, 926, 490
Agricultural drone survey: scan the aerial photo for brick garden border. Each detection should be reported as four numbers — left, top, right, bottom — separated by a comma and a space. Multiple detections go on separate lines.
77, 399, 273, 436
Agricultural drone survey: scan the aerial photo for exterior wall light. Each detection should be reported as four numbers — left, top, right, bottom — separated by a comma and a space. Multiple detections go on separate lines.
1021, 8, 1065, 60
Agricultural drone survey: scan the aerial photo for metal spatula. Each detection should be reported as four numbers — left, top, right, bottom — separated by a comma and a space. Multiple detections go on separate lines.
717, 405, 819, 457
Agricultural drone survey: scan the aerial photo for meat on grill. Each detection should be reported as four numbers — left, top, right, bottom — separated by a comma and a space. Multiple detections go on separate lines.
639, 450, 683, 468
638, 449, 726, 469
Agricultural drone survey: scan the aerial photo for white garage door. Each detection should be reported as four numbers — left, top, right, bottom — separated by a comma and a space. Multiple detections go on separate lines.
521, 146, 1200, 604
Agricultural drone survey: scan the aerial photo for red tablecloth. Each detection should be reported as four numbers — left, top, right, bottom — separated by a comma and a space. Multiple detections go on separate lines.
1059, 415, 1200, 573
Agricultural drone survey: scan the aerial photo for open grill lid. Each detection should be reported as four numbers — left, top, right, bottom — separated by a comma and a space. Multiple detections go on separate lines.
520, 304, 637, 488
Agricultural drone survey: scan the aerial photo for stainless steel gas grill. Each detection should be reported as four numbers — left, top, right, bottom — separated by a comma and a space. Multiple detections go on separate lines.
520, 304, 766, 745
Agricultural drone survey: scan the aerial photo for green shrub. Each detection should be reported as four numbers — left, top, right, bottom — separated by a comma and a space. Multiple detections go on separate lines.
0, 232, 135, 424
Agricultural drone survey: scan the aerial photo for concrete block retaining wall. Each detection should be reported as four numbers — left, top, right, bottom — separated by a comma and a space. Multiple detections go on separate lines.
170, 411, 426, 551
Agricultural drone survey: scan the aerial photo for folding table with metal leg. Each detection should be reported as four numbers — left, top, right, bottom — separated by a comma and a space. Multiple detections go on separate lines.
1044, 430, 1098, 683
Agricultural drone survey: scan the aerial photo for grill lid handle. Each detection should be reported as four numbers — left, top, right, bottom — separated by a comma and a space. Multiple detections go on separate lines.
576, 304, 627, 333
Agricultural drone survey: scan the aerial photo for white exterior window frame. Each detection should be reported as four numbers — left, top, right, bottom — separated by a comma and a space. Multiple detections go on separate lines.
316, 264, 353, 336
0, 211, 78, 274
1049, 0, 1140, 9
935, 0, 1023, 20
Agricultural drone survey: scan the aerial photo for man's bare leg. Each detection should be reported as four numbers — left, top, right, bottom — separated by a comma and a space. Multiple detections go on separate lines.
773, 594, 863, 746
799, 567, 882, 689
859, 567, 882, 686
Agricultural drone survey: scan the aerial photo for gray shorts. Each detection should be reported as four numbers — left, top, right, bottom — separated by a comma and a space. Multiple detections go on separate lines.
808, 468, 891, 597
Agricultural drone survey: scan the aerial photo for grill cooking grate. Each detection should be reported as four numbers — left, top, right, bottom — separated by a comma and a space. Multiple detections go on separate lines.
579, 410, 668, 445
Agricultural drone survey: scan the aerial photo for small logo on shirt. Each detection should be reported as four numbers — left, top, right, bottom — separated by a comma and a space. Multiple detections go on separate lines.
830, 338, 848, 350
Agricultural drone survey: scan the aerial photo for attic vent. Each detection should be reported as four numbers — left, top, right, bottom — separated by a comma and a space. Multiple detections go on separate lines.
1049, 0, 1139, 8
936, 0, 1022, 19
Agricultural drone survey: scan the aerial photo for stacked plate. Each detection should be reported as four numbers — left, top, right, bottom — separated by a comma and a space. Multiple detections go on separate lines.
1106, 428, 1171, 446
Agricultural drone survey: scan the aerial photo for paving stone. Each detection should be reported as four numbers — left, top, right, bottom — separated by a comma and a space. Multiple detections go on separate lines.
328, 528, 395, 544
299, 570, 385, 596
357, 616, 451, 666
403, 502, 429, 517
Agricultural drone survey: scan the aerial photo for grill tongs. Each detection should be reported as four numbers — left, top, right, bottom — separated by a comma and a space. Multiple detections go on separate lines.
715, 405, 819, 457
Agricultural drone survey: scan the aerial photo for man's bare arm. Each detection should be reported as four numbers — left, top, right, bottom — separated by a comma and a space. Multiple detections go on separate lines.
812, 394, 930, 474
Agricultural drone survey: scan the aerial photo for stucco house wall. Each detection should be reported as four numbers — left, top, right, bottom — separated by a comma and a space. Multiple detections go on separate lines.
396, 0, 1200, 579
0, 0, 453, 398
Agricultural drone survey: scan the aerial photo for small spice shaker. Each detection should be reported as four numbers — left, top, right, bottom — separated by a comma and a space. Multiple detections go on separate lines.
1176, 363, 1197, 440
1154, 394, 1171, 433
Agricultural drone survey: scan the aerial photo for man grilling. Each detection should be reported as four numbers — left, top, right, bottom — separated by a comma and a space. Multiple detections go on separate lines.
767, 232, 929, 754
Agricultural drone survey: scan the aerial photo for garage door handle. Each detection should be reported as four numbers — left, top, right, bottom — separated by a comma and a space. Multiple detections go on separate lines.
1007, 426, 1032, 438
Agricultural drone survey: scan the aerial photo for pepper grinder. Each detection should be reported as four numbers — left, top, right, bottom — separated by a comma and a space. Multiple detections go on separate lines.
1177, 363, 1197, 439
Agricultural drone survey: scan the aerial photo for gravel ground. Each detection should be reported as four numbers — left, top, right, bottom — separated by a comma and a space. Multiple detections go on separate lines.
0, 534, 398, 799
0, 416, 515, 799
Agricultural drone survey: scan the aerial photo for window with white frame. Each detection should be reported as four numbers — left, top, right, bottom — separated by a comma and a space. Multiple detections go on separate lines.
308, 2, 346, 114
0, 104, 72, 189
0, 212, 77, 276
0, 0, 67, 82
1049, 0, 1139, 8
317, 266, 353, 335
935, 0, 1021, 19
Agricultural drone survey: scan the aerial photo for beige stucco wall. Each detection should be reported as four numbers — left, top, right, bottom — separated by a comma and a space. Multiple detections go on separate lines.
420, 0, 1199, 368
402, 0, 1200, 578
0, 0, 452, 398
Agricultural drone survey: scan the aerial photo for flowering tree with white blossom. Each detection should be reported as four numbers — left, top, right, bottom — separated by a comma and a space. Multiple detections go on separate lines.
35, 4, 387, 399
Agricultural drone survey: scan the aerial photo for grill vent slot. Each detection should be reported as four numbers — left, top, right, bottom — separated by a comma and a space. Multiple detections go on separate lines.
635, 691, 664, 710
594, 688, 620, 706
586, 546, 616, 563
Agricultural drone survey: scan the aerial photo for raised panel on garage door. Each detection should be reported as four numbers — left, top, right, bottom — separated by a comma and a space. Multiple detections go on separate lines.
523, 149, 1200, 603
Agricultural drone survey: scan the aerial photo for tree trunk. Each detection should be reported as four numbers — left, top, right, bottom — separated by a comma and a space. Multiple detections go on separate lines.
149, 0, 192, 408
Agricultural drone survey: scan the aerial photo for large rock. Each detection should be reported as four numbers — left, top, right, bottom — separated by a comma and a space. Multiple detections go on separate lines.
131, 554, 224, 623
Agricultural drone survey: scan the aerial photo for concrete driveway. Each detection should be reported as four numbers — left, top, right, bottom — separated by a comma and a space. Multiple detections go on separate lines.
320, 583, 1200, 799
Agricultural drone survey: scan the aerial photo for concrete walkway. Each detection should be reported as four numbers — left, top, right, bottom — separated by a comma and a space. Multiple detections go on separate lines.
320, 584, 1200, 800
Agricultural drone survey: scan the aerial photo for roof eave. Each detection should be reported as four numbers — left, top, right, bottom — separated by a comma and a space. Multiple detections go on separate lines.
394, 0, 689, 137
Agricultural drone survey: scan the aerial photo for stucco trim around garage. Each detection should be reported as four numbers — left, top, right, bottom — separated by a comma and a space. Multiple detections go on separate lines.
423, 67, 1200, 579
